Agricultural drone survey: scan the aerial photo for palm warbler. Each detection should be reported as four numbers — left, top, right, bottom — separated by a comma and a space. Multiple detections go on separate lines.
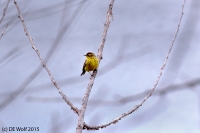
80, 52, 98, 76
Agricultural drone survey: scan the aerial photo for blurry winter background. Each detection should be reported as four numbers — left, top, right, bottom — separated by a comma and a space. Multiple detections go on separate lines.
0, 0, 200, 133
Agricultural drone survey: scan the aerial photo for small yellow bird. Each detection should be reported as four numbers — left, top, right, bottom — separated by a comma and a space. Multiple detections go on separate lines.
80, 52, 99, 76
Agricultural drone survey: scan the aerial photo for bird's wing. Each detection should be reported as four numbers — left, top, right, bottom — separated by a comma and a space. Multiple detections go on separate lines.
82, 60, 87, 71
80, 60, 87, 76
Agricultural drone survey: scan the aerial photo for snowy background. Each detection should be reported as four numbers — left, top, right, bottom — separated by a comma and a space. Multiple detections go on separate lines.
0, 0, 200, 133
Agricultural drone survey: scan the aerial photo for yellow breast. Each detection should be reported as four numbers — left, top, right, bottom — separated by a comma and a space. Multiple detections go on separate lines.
85, 58, 98, 72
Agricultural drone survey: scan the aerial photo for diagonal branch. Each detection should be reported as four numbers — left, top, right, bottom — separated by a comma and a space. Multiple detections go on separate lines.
13, 0, 79, 114
83, 0, 187, 130
0, 0, 10, 25
0, 22, 8, 40
76, 0, 115, 133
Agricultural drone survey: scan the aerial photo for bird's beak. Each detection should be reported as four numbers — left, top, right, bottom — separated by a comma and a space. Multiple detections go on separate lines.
83, 55, 86, 56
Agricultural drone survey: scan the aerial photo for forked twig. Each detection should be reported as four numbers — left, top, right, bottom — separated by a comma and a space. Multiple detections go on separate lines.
13, 0, 79, 114
76, 0, 115, 133
83, 0, 187, 130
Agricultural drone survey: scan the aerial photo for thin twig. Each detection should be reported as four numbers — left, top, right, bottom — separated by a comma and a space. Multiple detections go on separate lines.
83, 0, 187, 130
0, 0, 10, 25
0, 22, 9, 40
13, 0, 79, 114
76, 0, 115, 133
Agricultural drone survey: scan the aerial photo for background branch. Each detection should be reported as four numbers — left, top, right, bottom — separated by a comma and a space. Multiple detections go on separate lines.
26, 78, 200, 106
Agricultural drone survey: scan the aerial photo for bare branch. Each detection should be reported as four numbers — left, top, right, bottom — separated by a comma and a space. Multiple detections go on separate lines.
83, 0, 187, 130
76, 0, 115, 133
0, 22, 8, 40
0, 0, 10, 25
13, 0, 79, 114
0, 0, 10, 40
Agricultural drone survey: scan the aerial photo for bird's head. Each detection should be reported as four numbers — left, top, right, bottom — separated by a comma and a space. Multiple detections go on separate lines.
84, 52, 96, 58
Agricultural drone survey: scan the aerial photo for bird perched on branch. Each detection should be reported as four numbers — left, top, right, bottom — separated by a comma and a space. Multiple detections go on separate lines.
80, 52, 98, 76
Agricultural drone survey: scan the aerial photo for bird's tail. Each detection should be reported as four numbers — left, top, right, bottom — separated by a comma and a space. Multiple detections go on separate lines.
80, 70, 86, 76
